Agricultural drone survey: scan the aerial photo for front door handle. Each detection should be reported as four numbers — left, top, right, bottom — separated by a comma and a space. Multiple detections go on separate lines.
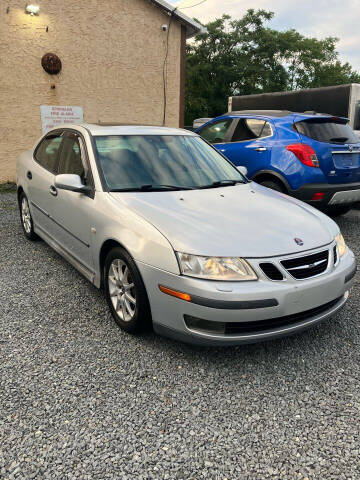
49, 185, 58, 197
27, 171, 32, 180
254, 147, 267, 152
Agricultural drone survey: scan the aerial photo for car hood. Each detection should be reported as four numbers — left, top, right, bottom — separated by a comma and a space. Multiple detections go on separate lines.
109, 182, 338, 258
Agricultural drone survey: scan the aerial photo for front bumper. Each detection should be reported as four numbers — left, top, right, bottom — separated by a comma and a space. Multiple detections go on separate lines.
290, 182, 360, 206
137, 245, 356, 346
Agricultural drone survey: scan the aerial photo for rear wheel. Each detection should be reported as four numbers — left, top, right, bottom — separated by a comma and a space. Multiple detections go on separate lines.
104, 247, 152, 334
19, 192, 38, 240
257, 178, 286, 193
322, 204, 353, 217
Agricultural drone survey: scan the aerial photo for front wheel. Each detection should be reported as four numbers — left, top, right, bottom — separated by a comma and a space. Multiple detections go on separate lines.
19, 192, 39, 240
104, 247, 152, 334
322, 204, 353, 217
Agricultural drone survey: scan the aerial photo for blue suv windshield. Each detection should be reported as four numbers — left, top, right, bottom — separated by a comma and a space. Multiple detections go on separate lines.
94, 135, 246, 191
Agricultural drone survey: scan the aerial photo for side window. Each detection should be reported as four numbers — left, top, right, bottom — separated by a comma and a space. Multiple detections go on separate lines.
58, 133, 86, 180
199, 119, 233, 144
35, 134, 63, 173
231, 119, 272, 142
246, 119, 272, 138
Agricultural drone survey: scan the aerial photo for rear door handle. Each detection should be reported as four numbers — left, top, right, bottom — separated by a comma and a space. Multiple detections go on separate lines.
27, 171, 32, 180
254, 147, 267, 152
49, 185, 58, 197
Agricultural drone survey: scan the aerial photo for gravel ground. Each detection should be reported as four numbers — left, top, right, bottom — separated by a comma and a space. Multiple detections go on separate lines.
0, 191, 359, 480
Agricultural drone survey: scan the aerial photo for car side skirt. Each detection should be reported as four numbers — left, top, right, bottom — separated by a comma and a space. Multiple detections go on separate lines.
35, 224, 96, 285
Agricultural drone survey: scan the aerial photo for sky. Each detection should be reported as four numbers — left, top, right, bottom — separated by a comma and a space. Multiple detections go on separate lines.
171, 0, 360, 70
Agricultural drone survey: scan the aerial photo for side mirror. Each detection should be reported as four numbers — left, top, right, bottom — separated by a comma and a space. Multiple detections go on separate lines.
55, 174, 91, 194
237, 166, 248, 177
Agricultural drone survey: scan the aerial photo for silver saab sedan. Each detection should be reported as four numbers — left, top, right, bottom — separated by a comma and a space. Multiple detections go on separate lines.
17, 124, 356, 346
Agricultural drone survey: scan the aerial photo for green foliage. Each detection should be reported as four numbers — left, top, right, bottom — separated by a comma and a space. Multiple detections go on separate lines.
0, 182, 16, 193
185, 10, 360, 125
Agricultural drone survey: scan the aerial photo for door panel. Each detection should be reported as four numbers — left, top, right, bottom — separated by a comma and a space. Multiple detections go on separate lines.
28, 159, 57, 236
27, 133, 63, 237
219, 141, 271, 177
48, 132, 94, 272
49, 190, 94, 272
215, 118, 273, 177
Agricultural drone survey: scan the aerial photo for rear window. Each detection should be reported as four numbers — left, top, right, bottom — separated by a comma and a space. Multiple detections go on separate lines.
295, 118, 359, 144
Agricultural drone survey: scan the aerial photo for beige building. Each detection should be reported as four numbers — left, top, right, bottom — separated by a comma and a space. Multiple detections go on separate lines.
0, 0, 201, 182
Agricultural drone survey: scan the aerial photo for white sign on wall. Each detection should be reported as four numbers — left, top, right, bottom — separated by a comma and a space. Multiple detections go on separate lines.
40, 105, 83, 133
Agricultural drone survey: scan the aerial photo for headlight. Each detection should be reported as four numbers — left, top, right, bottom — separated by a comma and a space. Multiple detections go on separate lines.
335, 233, 347, 257
176, 252, 257, 281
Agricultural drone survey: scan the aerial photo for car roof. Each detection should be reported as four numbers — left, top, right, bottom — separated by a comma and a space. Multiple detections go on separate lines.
81, 123, 196, 136
227, 110, 294, 117
222, 110, 348, 121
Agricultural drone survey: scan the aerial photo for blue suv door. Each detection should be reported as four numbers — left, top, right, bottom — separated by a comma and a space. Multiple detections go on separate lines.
218, 117, 274, 177
198, 116, 273, 178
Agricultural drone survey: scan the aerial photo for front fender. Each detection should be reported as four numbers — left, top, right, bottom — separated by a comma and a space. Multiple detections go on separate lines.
93, 193, 180, 285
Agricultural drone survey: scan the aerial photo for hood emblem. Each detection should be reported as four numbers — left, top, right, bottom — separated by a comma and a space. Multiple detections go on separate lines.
294, 238, 304, 246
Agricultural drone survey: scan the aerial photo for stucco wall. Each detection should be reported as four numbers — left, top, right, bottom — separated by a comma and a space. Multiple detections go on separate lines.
0, 0, 182, 182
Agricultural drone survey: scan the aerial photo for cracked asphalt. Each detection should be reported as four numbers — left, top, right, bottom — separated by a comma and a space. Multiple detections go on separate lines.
0, 191, 359, 479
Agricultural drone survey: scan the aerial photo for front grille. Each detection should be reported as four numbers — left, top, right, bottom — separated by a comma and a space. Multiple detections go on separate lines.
260, 262, 284, 280
184, 296, 343, 336
281, 250, 329, 279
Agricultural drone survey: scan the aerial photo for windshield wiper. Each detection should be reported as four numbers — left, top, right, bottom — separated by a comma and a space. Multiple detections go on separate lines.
329, 137, 349, 143
198, 179, 244, 189
139, 184, 195, 191
110, 184, 195, 192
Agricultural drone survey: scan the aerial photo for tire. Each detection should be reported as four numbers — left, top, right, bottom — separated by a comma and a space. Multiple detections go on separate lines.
257, 178, 286, 193
19, 192, 39, 240
322, 204, 353, 217
104, 247, 152, 334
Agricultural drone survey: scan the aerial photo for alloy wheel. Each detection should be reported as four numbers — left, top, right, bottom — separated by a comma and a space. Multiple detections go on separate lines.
21, 197, 32, 234
108, 259, 136, 322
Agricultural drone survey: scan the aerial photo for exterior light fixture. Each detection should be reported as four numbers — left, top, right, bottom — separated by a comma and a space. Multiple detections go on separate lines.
25, 4, 40, 15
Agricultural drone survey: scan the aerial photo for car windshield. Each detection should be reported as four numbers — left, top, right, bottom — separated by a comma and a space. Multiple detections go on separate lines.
94, 135, 246, 191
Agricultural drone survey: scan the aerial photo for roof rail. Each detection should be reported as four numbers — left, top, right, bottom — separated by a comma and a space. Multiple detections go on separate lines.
226, 110, 294, 117
226, 110, 334, 118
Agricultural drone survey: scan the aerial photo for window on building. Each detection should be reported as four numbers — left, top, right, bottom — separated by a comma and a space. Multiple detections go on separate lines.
35, 134, 63, 173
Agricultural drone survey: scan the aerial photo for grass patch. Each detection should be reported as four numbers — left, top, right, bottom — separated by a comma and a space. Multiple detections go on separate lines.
0, 182, 17, 193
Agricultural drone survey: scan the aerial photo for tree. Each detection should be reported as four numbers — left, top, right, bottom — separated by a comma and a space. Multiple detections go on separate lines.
185, 10, 360, 125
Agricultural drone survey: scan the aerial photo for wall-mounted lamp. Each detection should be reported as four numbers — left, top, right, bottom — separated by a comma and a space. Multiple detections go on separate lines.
25, 4, 40, 15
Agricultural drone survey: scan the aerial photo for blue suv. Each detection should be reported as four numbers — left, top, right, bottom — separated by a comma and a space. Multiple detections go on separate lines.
196, 110, 360, 215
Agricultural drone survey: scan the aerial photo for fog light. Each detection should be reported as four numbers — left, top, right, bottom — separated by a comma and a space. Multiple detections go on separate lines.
311, 192, 324, 201
184, 315, 226, 334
